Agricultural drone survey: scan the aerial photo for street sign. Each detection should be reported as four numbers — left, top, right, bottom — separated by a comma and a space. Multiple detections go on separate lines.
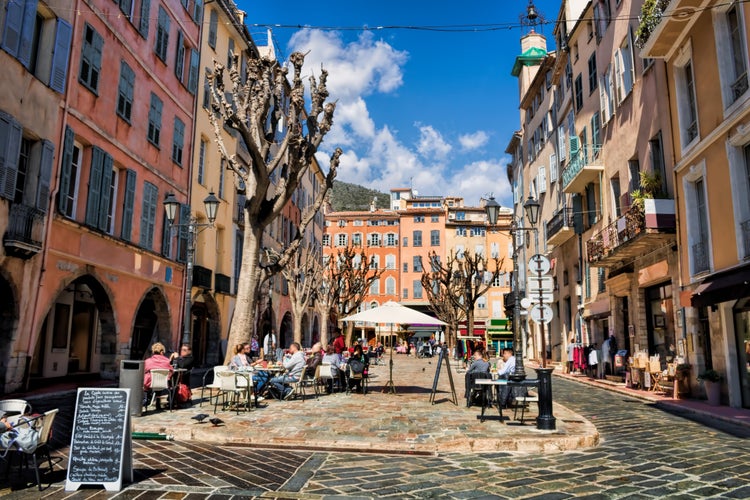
529, 293, 554, 303
528, 254, 551, 274
530, 304, 553, 324
520, 297, 533, 309
527, 276, 554, 293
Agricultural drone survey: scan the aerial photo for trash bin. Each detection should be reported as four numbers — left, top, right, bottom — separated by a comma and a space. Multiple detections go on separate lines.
119, 359, 144, 417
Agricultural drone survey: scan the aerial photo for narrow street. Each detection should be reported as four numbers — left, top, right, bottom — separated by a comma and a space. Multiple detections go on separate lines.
4, 374, 750, 499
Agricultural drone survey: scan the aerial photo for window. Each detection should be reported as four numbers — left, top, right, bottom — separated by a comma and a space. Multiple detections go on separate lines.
726, 141, 750, 259
147, 93, 163, 147
402, 236, 408, 247
369, 233, 381, 246
352, 233, 362, 246
174, 30, 185, 81
370, 279, 379, 296
585, 182, 598, 227
403, 288, 408, 299
208, 9, 218, 49
477, 296, 487, 309
676, 53, 699, 148
413, 256, 423, 273
588, 54, 598, 93
413, 280, 423, 299
84, 146, 114, 232
121, 169, 136, 241
172, 118, 185, 165
139, 181, 158, 249
134, 0, 151, 38
683, 163, 711, 275
58, 128, 81, 218
413, 230, 422, 247
456, 211, 466, 220
475, 244, 485, 257
385, 254, 396, 270
593, 0, 610, 41
403, 262, 408, 272
715, 4, 749, 107
431, 214, 439, 222
430, 229, 440, 246
386, 233, 397, 246
456, 226, 466, 236
227, 38, 234, 67
203, 73, 211, 109
154, 6, 170, 62
117, 61, 135, 122
615, 32, 634, 103
187, 49, 200, 94
591, 112, 602, 150
78, 23, 102, 93
628, 159, 641, 192
218, 160, 225, 199
370, 255, 379, 269
335, 234, 347, 246
599, 64, 615, 123
197, 138, 206, 184
385, 277, 396, 295
611, 175, 622, 218
574, 74, 583, 111
322, 234, 330, 246
413, 215, 424, 223
491, 242, 499, 258
649, 132, 666, 195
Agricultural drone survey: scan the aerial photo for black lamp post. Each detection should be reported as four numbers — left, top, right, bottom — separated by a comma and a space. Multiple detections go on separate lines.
164, 192, 220, 345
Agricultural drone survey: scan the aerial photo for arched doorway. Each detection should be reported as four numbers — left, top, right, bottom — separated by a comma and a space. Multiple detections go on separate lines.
0, 275, 17, 392
32, 275, 116, 381
131, 287, 171, 361
279, 312, 293, 349
191, 292, 221, 367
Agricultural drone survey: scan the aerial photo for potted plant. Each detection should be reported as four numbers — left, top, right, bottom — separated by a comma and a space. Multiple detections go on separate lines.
697, 369, 723, 406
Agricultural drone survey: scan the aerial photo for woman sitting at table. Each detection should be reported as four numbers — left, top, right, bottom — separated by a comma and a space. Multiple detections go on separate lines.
143, 342, 173, 409
230, 343, 253, 369
322, 345, 345, 393
347, 344, 369, 393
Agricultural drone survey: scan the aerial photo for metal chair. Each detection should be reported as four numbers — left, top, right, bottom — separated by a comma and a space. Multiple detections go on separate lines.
512, 390, 539, 423
465, 371, 491, 408
145, 369, 172, 411
19, 409, 59, 491
214, 370, 244, 414
200, 366, 231, 407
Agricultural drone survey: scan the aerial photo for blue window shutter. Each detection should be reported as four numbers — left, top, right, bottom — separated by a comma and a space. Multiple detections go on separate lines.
98, 152, 113, 231
187, 48, 199, 94
208, 9, 217, 48
16, 0, 38, 68
121, 169, 136, 240
161, 212, 172, 257
174, 30, 184, 80
177, 203, 190, 262
50, 19, 72, 93
0, 113, 22, 201
85, 147, 104, 226
36, 140, 54, 212
139, 0, 150, 38
1, 0, 24, 58
140, 182, 158, 249
193, 0, 203, 23
58, 126, 75, 214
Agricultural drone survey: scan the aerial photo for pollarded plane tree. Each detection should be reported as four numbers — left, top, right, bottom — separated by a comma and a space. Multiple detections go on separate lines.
207, 50, 341, 361
421, 250, 502, 352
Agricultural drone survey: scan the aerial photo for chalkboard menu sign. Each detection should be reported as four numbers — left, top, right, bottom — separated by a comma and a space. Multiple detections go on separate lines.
429, 349, 457, 405
65, 388, 132, 492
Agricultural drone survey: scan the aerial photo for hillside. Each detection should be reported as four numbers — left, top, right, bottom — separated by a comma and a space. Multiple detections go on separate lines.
330, 181, 390, 212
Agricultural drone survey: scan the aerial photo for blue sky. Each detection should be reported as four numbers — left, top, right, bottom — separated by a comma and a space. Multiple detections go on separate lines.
237, 0, 561, 208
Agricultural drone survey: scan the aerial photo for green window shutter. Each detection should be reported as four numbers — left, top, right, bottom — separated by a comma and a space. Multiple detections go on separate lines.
1, 0, 24, 57
140, 182, 158, 249
138, 0, 150, 38
97, 152, 113, 231
36, 140, 54, 212
50, 19, 72, 94
176, 203, 190, 262
187, 48, 199, 94
0, 112, 22, 200
174, 30, 185, 81
193, 0, 203, 23
85, 147, 104, 226
58, 126, 75, 214
16, 0, 38, 68
121, 169, 136, 240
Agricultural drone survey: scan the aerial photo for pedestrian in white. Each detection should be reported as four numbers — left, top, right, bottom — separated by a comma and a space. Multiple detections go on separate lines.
263, 331, 277, 361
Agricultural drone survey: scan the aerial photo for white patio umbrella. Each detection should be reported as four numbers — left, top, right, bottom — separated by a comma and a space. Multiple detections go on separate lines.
342, 301, 445, 394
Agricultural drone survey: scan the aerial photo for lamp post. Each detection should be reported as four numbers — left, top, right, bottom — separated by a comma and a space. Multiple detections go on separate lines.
164, 192, 220, 345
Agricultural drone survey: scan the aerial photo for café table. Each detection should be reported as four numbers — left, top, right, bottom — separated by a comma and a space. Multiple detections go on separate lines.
474, 379, 507, 423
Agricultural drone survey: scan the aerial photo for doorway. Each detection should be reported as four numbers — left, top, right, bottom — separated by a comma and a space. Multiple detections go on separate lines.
733, 298, 750, 408
645, 282, 675, 361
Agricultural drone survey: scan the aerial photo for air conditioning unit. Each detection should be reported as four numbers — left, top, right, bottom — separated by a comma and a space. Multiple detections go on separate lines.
448, 213, 456, 220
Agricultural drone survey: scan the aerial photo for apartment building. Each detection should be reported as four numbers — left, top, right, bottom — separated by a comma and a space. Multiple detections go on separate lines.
642, 0, 750, 407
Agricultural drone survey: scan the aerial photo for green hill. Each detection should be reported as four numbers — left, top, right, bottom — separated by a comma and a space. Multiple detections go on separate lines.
330, 181, 390, 212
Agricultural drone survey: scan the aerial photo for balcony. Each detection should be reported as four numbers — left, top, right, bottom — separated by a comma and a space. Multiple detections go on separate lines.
193, 265, 212, 289
562, 146, 604, 194
587, 199, 676, 268
215, 273, 232, 294
546, 207, 575, 246
639, 0, 715, 59
3, 203, 45, 259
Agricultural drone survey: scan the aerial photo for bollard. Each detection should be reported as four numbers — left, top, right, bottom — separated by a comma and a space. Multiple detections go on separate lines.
535, 367, 556, 430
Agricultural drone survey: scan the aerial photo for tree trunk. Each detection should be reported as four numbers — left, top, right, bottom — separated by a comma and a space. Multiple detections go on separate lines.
319, 311, 330, 348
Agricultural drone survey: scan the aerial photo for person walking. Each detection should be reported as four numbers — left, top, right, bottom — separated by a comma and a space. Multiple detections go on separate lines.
263, 330, 277, 361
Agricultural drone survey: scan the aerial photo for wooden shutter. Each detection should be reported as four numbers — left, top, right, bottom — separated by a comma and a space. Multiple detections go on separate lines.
50, 19, 73, 93
538, 166, 547, 194
36, 140, 54, 212
16, 0, 38, 68
161, 212, 172, 257
0, 112, 22, 201
187, 49, 199, 94
121, 169, 136, 240
572, 194, 584, 234
139, 182, 157, 249
558, 126, 566, 160
139, 0, 151, 38
58, 126, 75, 214
85, 147, 104, 226
98, 152, 113, 231
1, 0, 24, 57
193, 0, 203, 22
550, 153, 558, 183
174, 30, 185, 81
177, 203, 190, 262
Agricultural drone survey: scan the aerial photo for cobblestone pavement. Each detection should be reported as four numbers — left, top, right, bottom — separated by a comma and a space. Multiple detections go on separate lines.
4, 365, 750, 498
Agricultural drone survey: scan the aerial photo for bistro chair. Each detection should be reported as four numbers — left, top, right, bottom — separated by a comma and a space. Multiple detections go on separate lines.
214, 370, 243, 414
511, 390, 539, 423
200, 365, 231, 407
18, 408, 59, 491
465, 371, 491, 408
145, 369, 172, 411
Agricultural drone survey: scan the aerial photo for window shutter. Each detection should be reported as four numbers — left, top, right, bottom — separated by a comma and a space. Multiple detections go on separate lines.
140, 183, 158, 249
98, 152, 113, 231
174, 30, 185, 81
193, 0, 203, 23
50, 19, 72, 93
139, 0, 151, 38
121, 169, 136, 240
550, 154, 557, 183
538, 166, 547, 194
599, 73, 609, 123
569, 136, 580, 156
177, 203, 190, 262
572, 193, 584, 234
1, 0, 24, 57
161, 212, 172, 257
0, 112, 22, 200
558, 127, 567, 160
16, 0, 38, 68
208, 9, 217, 48
36, 140, 54, 212
58, 126, 75, 214
187, 49, 199, 94
85, 147, 104, 226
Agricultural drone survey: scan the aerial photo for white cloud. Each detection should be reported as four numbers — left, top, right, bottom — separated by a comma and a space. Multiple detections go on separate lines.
458, 131, 490, 151
447, 158, 513, 208
416, 125, 451, 160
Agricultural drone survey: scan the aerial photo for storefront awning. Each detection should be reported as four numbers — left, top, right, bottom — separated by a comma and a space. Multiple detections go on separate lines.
691, 266, 750, 308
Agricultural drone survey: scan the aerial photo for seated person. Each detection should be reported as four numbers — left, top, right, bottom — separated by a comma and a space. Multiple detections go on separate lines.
169, 343, 194, 405
347, 344, 370, 393
497, 348, 517, 407
247, 358, 271, 399
303, 342, 323, 379
229, 343, 253, 369
464, 348, 490, 401
322, 345, 345, 393
143, 342, 173, 409
269, 342, 306, 399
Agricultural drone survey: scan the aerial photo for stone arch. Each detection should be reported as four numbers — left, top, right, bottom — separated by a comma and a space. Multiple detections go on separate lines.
279, 311, 293, 348
131, 287, 172, 361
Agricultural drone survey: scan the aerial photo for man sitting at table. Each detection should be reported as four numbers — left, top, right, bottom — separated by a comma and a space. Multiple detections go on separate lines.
497, 348, 517, 407
464, 348, 490, 403
269, 342, 306, 399
304, 342, 323, 379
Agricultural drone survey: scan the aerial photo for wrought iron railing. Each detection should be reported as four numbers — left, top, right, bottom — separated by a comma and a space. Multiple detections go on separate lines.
215, 273, 232, 294
561, 145, 602, 189
692, 240, 710, 274
193, 265, 212, 289
586, 203, 645, 262
546, 207, 574, 239
3, 203, 45, 252
732, 72, 748, 102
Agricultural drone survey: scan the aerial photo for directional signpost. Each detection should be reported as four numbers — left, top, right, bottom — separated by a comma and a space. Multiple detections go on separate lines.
528, 254, 552, 367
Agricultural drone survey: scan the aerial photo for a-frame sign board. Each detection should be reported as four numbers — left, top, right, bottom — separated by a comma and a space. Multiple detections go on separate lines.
65, 388, 133, 492
429, 348, 458, 405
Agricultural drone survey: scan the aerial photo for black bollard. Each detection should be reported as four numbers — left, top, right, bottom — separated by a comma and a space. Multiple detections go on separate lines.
535, 367, 556, 430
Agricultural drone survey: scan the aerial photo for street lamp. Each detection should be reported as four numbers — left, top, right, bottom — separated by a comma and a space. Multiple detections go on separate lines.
164, 192, 220, 345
